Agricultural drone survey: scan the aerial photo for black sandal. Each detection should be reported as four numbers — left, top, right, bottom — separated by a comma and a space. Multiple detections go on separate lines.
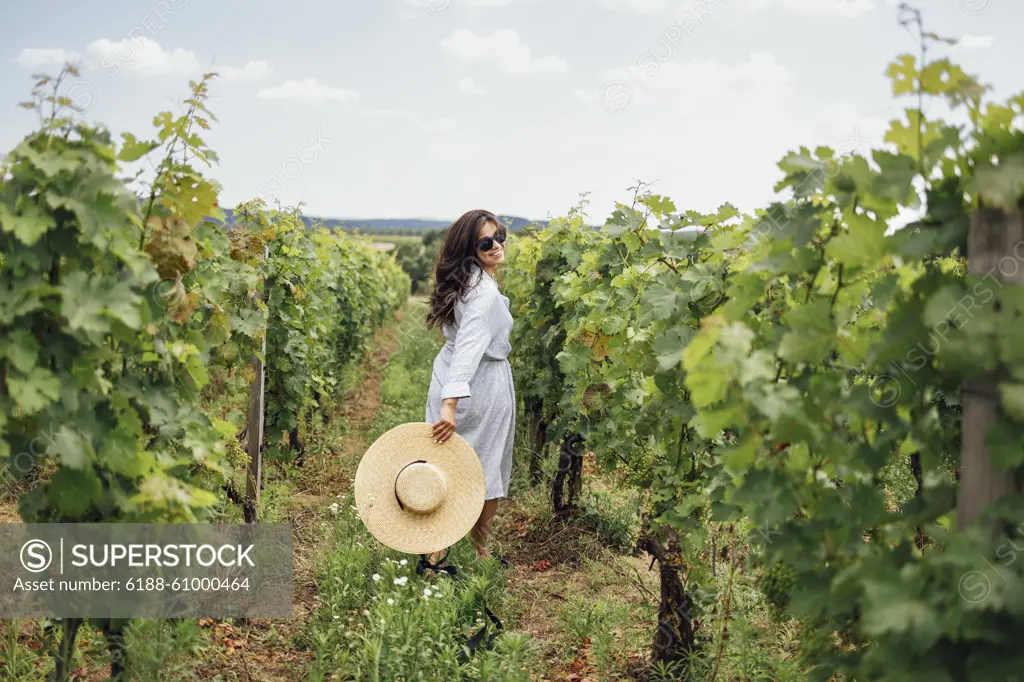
416, 550, 457, 577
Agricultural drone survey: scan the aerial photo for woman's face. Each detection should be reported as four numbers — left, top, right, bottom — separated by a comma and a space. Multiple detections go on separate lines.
476, 220, 505, 268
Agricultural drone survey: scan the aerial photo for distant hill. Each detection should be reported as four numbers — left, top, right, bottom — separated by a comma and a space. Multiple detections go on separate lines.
219, 210, 543, 234
341, 215, 541, 233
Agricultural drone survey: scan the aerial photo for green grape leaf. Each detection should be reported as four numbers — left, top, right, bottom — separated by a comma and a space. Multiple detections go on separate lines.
720, 436, 758, 475
779, 300, 835, 364
872, 151, 918, 204
861, 580, 941, 649
826, 213, 888, 268
117, 132, 160, 162
920, 59, 970, 96
60, 273, 142, 337
204, 309, 232, 347
7, 367, 61, 414
233, 308, 266, 339
46, 468, 103, 517
998, 382, 1024, 423
885, 55, 917, 96
691, 406, 739, 439
1, 329, 41, 373
0, 202, 56, 245
985, 417, 1024, 469
15, 142, 82, 177
687, 364, 730, 408
643, 284, 682, 321
54, 425, 92, 470
652, 326, 694, 372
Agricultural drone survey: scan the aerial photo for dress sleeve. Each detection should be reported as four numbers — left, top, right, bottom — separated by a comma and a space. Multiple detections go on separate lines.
440, 289, 495, 400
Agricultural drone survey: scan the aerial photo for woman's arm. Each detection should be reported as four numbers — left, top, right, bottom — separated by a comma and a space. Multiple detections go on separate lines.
431, 289, 494, 443
431, 397, 459, 443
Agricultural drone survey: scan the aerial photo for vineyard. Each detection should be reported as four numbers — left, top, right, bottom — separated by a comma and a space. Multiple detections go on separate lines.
504, 36, 1024, 682
2, 23, 1024, 682
0, 67, 409, 678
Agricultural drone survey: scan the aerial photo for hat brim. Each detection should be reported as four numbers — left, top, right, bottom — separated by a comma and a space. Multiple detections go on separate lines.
354, 422, 486, 555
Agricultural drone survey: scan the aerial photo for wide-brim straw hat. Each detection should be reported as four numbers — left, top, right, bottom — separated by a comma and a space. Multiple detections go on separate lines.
354, 422, 486, 555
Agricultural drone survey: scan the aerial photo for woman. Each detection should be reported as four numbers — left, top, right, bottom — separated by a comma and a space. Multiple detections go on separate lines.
425, 209, 514, 560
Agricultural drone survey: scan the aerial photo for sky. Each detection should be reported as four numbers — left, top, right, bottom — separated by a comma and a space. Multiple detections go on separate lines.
2, 0, 1022, 223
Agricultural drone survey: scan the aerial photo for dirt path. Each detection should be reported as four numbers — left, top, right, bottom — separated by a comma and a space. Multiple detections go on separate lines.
491, 456, 661, 681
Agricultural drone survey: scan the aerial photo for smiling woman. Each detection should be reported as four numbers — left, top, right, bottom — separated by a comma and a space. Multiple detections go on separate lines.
424, 210, 515, 563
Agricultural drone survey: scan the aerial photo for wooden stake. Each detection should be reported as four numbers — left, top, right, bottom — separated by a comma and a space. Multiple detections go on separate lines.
244, 246, 268, 524
956, 206, 1022, 530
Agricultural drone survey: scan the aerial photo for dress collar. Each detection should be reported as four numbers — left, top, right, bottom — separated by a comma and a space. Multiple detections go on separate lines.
470, 262, 497, 285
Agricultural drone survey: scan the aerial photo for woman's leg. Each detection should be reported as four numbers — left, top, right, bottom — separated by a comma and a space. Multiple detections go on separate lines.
470, 499, 500, 557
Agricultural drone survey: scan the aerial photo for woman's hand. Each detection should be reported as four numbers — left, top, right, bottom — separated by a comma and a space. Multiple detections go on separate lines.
431, 399, 457, 443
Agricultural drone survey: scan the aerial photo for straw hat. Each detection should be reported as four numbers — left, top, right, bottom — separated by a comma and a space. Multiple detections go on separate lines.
354, 422, 486, 555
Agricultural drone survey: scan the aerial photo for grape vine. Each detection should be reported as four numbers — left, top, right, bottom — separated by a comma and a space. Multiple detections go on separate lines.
0, 65, 409, 679
506, 46, 1024, 680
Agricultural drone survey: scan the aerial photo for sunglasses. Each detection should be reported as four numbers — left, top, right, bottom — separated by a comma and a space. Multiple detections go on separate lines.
477, 226, 507, 252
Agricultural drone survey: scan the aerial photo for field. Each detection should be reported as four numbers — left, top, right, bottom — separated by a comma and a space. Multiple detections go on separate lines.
2, 28, 1024, 682
347, 234, 426, 251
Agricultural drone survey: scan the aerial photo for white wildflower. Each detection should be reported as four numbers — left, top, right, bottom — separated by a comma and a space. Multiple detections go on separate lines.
386, 598, 395, 605
399, 559, 408, 566
372, 573, 381, 582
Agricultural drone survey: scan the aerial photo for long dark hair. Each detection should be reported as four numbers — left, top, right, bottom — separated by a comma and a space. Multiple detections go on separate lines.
426, 209, 500, 330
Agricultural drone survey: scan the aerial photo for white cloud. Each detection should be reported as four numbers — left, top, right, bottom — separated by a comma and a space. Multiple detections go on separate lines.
427, 117, 457, 133
16, 41, 267, 82
257, 78, 359, 105
440, 29, 567, 75
603, 52, 797, 101
355, 108, 418, 121
460, 77, 486, 95
956, 35, 995, 49
220, 59, 272, 82
85, 37, 201, 76
741, 0, 876, 17
15, 48, 78, 70
812, 102, 891, 155
598, 0, 671, 13
354, 107, 455, 133
404, 0, 520, 9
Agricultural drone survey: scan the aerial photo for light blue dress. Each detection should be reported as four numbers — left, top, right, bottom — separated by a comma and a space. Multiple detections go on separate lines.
426, 264, 515, 500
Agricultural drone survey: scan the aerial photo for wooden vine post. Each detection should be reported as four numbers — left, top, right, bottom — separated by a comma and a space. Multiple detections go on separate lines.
956, 205, 1023, 530
244, 245, 269, 524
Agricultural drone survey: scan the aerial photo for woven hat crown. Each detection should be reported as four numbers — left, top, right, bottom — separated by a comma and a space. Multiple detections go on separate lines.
395, 461, 447, 514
